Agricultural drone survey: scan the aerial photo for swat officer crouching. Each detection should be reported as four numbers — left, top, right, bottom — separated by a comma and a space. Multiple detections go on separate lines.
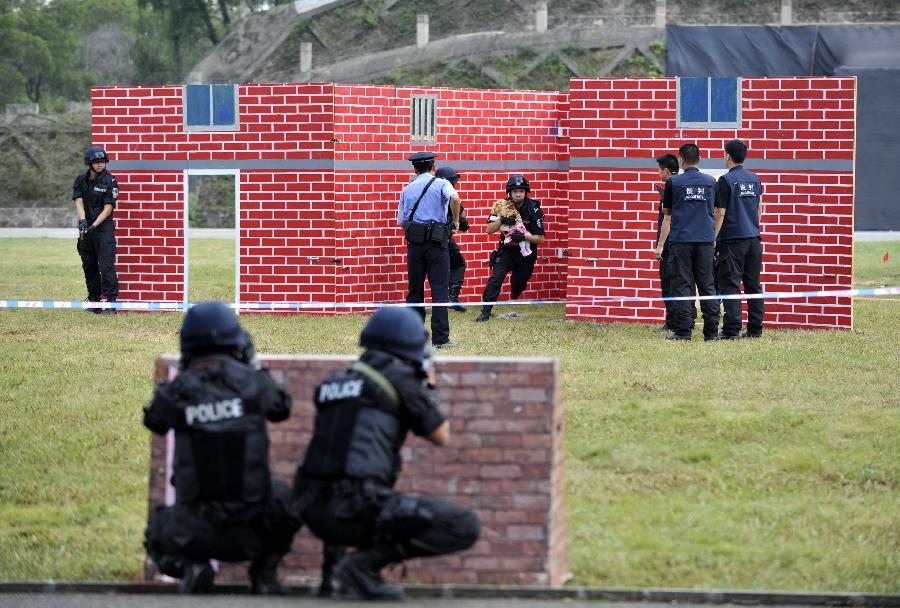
292, 307, 481, 601
73, 146, 119, 314
143, 302, 301, 594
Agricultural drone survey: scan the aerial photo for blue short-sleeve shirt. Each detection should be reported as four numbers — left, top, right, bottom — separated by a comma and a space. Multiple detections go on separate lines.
397, 173, 456, 225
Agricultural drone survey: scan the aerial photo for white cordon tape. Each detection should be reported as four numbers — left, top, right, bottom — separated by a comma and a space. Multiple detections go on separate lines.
0, 287, 897, 312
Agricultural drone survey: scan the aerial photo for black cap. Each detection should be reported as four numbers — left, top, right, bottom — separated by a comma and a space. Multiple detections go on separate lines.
408, 151, 437, 162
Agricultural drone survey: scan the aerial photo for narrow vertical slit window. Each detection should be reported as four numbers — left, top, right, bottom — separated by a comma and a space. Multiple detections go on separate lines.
410, 95, 437, 143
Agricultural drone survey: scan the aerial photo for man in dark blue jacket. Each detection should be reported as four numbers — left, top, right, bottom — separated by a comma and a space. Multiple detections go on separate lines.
715, 140, 764, 339
655, 143, 723, 341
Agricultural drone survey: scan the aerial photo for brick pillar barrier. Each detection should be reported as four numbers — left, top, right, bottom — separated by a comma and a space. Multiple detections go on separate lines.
145, 355, 567, 586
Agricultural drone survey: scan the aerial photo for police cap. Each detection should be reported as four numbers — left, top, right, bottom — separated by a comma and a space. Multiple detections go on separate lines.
408, 151, 437, 162
359, 307, 429, 363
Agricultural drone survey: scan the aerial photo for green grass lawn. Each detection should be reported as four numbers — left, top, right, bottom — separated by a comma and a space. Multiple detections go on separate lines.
0, 238, 898, 591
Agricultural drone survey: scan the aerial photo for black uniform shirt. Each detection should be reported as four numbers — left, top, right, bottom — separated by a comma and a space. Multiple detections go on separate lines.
73, 170, 119, 225
143, 355, 292, 514
490, 197, 546, 249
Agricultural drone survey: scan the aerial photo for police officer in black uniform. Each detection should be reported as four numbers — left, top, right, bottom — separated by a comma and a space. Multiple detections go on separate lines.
716, 139, 764, 339
475, 175, 546, 322
655, 144, 723, 341
399, 152, 461, 348
654, 153, 679, 331
143, 301, 301, 594
73, 146, 120, 314
292, 307, 480, 601
435, 166, 470, 312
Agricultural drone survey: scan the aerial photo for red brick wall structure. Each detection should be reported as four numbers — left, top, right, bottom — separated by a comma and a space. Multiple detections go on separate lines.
93, 83, 568, 312
145, 355, 568, 587
565, 77, 856, 330
329, 85, 569, 309
92, 83, 337, 309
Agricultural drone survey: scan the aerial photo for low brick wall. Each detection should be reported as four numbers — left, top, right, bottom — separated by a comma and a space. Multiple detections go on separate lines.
145, 354, 567, 587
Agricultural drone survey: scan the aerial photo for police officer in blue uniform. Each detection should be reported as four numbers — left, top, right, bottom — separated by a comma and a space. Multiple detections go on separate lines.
143, 302, 301, 594
292, 307, 480, 601
715, 140, 764, 339
655, 144, 723, 341
398, 152, 461, 348
475, 175, 546, 322
435, 166, 470, 312
73, 146, 120, 313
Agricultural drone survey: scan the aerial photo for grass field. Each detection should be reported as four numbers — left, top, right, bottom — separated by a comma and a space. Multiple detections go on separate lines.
0, 238, 898, 591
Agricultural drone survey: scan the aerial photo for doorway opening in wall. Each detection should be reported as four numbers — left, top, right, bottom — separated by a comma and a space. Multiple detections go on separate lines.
184, 170, 239, 308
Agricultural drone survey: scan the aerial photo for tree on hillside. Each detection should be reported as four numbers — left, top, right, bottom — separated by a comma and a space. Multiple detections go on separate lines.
0, 1, 82, 104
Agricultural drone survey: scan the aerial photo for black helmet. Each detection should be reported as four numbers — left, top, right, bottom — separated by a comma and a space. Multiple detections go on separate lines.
84, 146, 109, 166
506, 175, 530, 194
359, 307, 429, 363
179, 301, 248, 352
435, 166, 459, 186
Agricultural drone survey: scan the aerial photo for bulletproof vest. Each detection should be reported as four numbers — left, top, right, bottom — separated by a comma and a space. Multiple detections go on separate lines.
300, 360, 403, 486
169, 357, 271, 507
668, 168, 716, 244
499, 198, 542, 248
79, 171, 116, 225
719, 166, 761, 240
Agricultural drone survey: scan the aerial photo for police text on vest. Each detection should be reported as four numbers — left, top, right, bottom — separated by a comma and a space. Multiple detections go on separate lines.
185, 398, 244, 425
319, 379, 364, 401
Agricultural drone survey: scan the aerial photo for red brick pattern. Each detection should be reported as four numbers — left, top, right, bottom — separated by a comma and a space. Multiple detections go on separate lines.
94, 77, 854, 328
145, 355, 567, 586
565, 77, 855, 329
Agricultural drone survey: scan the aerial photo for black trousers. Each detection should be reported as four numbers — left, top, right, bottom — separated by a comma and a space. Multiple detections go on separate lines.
660, 246, 696, 328
668, 242, 720, 338
76, 226, 119, 301
144, 479, 301, 577
479, 246, 537, 314
298, 482, 479, 562
406, 240, 450, 345
448, 238, 466, 297
717, 237, 764, 336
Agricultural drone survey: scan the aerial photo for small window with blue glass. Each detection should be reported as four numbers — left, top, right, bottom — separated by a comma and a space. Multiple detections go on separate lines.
676, 77, 741, 128
184, 84, 238, 131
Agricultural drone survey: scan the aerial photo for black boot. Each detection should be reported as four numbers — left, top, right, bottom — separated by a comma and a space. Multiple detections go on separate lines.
475, 309, 491, 322
181, 560, 215, 594
249, 554, 288, 595
332, 545, 405, 601
318, 545, 346, 597
449, 283, 466, 312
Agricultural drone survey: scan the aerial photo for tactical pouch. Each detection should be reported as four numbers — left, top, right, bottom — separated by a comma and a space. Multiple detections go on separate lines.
404, 222, 428, 244
376, 494, 434, 541
427, 222, 449, 245
489, 248, 500, 269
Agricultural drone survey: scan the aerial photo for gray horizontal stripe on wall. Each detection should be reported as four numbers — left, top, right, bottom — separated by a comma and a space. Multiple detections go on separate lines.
570, 156, 854, 172
109, 159, 335, 171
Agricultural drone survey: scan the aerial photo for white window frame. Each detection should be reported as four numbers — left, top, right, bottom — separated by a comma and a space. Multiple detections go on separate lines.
183, 84, 240, 132
675, 77, 742, 129
182, 169, 241, 314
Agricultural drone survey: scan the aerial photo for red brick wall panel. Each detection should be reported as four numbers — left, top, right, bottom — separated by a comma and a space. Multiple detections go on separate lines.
145, 355, 567, 587
566, 77, 855, 330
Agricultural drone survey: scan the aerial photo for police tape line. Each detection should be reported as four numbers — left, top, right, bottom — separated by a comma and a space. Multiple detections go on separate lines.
0, 287, 898, 312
